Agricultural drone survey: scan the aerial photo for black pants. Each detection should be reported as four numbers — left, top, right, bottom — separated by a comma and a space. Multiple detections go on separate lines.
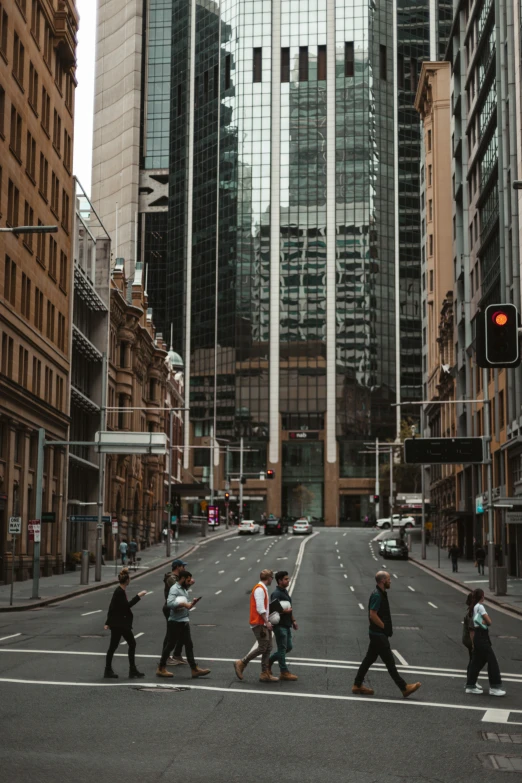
451, 558, 458, 572
477, 560, 485, 575
106, 627, 136, 669
162, 605, 183, 658
354, 635, 407, 691
466, 631, 502, 688
160, 622, 196, 669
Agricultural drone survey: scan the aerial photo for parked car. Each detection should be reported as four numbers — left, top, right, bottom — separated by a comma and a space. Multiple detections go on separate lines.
375, 514, 416, 530
292, 518, 313, 535
264, 517, 288, 535
381, 538, 409, 560
238, 520, 260, 535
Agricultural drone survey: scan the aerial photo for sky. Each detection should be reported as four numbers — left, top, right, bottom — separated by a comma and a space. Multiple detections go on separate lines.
73, 0, 97, 197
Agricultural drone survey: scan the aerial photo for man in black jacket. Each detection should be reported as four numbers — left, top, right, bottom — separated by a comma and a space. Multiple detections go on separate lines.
268, 571, 298, 681
352, 571, 421, 698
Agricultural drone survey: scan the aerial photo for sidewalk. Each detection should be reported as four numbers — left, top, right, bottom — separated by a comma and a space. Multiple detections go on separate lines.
0, 524, 232, 612
408, 540, 522, 617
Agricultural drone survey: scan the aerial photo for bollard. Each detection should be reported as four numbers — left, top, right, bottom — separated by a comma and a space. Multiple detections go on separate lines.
95, 537, 102, 582
201, 518, 207, 538
407, 533, 412, 552
80, 549, 90, 585
494, 566, 508, 596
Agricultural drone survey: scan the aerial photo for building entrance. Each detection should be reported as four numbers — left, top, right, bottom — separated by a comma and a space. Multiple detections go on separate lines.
282, 441, 324, 521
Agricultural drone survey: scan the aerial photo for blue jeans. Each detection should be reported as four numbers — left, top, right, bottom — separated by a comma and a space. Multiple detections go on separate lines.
269, 626, 293, 672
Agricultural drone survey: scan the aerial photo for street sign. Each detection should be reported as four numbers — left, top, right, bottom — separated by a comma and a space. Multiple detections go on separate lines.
506, 512, 522, 525
28, 521, 41, 543
111, 519, 118, 534
9, 517, 21, 534
207, 505, 220, 526
404, 437, 484, 464
41, 511, 56, 523
70, 515, 111, 523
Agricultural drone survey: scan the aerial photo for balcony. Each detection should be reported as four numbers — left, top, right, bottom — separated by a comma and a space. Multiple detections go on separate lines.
72, 325, 103, 362
54, 6, 78, 67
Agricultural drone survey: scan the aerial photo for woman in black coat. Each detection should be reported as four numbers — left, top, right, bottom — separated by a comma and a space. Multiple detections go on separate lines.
104, 568, 147, 679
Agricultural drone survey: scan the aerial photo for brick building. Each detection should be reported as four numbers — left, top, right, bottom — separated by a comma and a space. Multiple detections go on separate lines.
0, 0, 78, 582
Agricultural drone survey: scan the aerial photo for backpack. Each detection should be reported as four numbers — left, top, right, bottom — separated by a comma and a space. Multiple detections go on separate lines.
462, 611, 473, 648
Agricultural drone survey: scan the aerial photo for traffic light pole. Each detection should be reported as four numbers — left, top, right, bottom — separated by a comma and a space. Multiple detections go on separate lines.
483, 368, 495, 590
421, 406, 426, 560
239, 436, 244, 523
375, 437, 380, 520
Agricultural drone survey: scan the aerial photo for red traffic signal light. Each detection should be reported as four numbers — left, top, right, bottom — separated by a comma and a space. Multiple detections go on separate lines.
266, 469, 275, 480
476, 303, 520, 368
373, 495, 379, 503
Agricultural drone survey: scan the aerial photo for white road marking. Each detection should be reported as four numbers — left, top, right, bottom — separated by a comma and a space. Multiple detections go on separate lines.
393, 574, 398, 579
218, 570, 225, 574
482, 709, 522, 725
81, 610, 102, 616
408, 586, 415, 592
350, 586, 355, 592
337, 555, 341, 560
234, 577, 241, 582
343, 574, 348, 579
0, 633, 22, 642
428, 602, 438, 609
288, 531, 319, 597
340, 564, 344, 568
215, 590, 222, 595
343, 533, 347, 537
215, 561, 220, 564
464, 580, 490, 584
227, 553, 232, 557
393, 650, 409, 666
2, 649, 521, 683
134, 632, 144, 639
358, 603, 364, 610
335, 541, 338, 545
336, 549, 339, 553
257, 559, 261, 563
2, 676, 521, 721
248, 567, 252, 571
240, 557, 245, 560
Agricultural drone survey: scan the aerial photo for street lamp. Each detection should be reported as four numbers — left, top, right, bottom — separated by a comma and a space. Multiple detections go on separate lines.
0, 225, 58, 234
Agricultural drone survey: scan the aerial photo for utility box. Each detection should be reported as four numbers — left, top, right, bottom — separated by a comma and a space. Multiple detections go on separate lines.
495, 566, 508, 596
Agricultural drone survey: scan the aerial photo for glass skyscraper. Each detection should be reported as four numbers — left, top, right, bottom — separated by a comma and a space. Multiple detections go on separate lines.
103, 0, 451, 523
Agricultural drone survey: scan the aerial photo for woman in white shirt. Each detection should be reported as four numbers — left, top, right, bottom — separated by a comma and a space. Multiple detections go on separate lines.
465, 588, 506, 697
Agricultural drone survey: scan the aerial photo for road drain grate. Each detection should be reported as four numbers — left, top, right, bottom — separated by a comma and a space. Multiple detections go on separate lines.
482, 732, 522, 745
478, 753, 522, 772
136, 686, 191, 693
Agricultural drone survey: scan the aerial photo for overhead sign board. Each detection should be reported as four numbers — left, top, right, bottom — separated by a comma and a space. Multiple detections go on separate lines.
404, 438, 484, 465
506, 512, 522, 525
94, 431, 168, 455
8, 517, 21, 534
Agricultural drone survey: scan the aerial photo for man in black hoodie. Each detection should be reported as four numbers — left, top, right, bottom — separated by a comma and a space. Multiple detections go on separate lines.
352, 571, 421, 698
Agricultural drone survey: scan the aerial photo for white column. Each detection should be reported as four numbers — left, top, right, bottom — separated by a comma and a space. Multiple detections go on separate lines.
325, 0, 336, 463
183, 0, 197, 471
269, 0, 281, 466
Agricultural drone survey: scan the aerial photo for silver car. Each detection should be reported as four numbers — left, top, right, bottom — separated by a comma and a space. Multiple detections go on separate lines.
292, 518, 313, 535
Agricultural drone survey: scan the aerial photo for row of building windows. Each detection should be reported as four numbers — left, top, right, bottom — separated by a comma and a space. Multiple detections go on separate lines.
250, 43, 388, 83
3, 254, 67, 349
1, 330, 65, 410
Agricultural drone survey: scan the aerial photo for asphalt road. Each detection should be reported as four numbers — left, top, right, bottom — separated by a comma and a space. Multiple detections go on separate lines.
1, 528, 521, 783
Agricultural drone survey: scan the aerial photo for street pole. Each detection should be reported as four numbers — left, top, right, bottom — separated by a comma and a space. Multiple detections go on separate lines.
95, 352, 107, 582
209, 424, 214, 508
239, 436, 244, 523
421, 405, 426, 560
10, 533, 16, 607
483, 368, 495, 590
31, 427, 45, 599
375, 437, 380, 520
389, 446, 394, 516
167, 409, 173, 558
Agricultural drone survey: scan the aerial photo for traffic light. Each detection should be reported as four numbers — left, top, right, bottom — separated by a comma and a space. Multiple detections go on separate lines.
373, 495, 379, 504
224, 492, 230, 502
476, 304, 520, 368
266, 469, 275, 480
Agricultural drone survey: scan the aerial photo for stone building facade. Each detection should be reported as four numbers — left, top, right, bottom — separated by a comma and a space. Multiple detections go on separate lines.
0, 0, 78, 582
104, 262, 183, 558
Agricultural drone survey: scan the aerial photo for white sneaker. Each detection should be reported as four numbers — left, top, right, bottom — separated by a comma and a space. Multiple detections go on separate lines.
464, 683, 483, 692
489, 688, 506, 697
465, 687, 483, 694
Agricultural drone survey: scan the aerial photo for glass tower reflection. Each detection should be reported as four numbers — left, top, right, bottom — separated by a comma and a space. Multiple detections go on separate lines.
158, 0, 447, 522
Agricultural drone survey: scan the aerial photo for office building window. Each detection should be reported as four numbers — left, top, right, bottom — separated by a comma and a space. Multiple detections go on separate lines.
379, 45, 387, 80
253, 47, 262, 83
225, 54, 231, 90
281, 47, 290, 83
345, 42, 354, 77
318, 45, 327, 80
299, 46, 308, 81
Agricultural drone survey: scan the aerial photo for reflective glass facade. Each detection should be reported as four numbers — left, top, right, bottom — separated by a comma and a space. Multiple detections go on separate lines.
141, 0, 448, 521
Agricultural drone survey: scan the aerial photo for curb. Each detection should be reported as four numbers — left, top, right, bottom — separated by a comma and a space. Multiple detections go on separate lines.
409, 555, 522, 618
0, 527, 235, 613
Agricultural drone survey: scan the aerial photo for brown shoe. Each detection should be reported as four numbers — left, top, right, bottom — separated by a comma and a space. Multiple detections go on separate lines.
259, 671, 279, 683
279, 671, 298, 681
156, 666, 174, 678
191, 666, 211, 678
402, 682, 421, 699
234, 660, 246, 680
352, 685, 374, 695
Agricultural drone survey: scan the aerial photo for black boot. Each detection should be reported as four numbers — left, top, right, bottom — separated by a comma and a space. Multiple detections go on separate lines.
104, 668, 118, 679
129, 667, 145, 679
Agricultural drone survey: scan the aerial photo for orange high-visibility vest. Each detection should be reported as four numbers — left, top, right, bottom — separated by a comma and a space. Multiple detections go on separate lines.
249, 582, 268, 625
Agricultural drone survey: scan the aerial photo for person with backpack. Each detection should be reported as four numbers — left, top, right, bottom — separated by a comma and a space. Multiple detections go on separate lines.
268, 570, 299, 681
156, 570, 210, 679
465, 588, 505, 696
162, 559, 188, 665
128, 538, 138, 566
104, 568, 147, 679
119, 540, 128, 565
461, 593, 478, 688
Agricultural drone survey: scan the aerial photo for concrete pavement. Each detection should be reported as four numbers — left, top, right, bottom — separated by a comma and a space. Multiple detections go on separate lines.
0, 524, 232, 611
0, 528, 521, 782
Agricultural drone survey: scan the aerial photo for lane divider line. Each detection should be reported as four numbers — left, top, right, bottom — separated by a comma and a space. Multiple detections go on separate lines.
428, 602, 438, 609
358, 603, 364, 610
0, 633, 22, 642
81, 610, 102, 616
289, 531, 319, 598
234, 577, 241, 582
350, 586, 355, 592
343, 574, 348, 579
408, 586, 415, 592
215, 590, 222, 595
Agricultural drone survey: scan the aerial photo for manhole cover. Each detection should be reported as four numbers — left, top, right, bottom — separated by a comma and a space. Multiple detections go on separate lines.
136, 686, 190, 693
478, 753, 522, 772
482, 732, 522, 745
80, 634, 102, 639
